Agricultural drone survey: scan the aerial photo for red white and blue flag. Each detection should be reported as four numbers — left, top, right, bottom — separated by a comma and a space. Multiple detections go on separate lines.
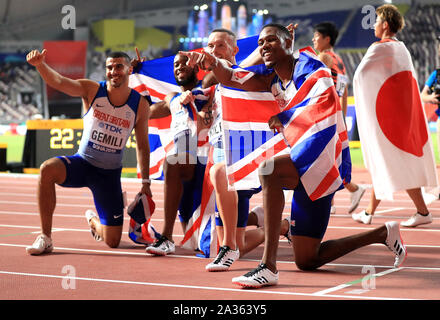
221, 85, 290, 190
127, 49, 224, 255
126, 36, 259, 256
278, 50, 351, 200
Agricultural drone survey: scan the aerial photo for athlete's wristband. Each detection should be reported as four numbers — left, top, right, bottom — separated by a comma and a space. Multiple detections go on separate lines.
142, 178, 151, 184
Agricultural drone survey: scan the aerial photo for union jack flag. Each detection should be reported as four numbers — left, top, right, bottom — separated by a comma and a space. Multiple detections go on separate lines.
221, 86, 290, 190
126, 36, 260, 256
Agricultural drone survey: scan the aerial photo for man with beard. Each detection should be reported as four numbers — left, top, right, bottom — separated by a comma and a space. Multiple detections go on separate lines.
145, 53, 214, 255
26, 50, 151, 254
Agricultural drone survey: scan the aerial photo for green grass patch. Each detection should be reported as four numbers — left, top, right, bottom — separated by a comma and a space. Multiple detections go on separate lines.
0, 135, 25, 163
349, 132, 440, 168
431, 132, 440, 164
349, 147, 365, 168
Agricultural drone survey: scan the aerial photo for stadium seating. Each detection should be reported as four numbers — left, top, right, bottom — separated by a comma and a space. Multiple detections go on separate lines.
399, 3, 440, 89
1, 2, 439, 124
0, 60, 42, 124
333, 3, 440, 95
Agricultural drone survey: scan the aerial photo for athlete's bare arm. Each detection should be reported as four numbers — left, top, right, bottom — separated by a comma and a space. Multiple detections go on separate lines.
135, 96, 152, 197
180, 50, 272, 92
26, 49, 98, 112
149, 100, 171, 119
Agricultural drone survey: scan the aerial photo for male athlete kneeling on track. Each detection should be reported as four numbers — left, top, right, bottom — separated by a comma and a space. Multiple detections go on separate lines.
181, 23, 407, 288
26, 49, 151, 254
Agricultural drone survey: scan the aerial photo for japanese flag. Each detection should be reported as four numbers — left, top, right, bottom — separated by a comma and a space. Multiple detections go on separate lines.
353, 39, 438, 200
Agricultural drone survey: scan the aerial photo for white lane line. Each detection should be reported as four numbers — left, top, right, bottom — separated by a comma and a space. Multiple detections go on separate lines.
312, 267, 403, 296
327, 226, 440, 232
0, 199, 165, 207
0, 269, 416, 300
1, 243, 440, 270
3, 222, 440, 243
3, 210, 440, 225
0, 173, 163, 184
0, 192, 93, 200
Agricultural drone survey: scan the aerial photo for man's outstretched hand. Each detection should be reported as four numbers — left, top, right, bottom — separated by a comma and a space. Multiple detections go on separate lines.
27, 49, 47, 67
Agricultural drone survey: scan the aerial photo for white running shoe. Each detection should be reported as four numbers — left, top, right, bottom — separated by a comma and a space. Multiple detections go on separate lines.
232, 263, 279, 288
85, 209, 102, 241
385, 221, 407, 268
251, 206, 264, 228
146, 235, 175, 256
205, 245, 239, 272
26, 234, 53, 255
352, 210, 372, 225
401, 212, 432, 228
348, 186, 366, 213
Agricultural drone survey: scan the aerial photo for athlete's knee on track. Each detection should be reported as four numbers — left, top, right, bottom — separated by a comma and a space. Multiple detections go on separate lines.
294, 252, 323, 271
104, 234, 121, 248
295, 258, 320, 271
101, 226, 122, 248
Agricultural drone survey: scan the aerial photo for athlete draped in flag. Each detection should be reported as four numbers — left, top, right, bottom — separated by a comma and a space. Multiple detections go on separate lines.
352, 4, 438, 227
181, 23, 407, 288
200, 29, 291, 271
143, 52, 214, 255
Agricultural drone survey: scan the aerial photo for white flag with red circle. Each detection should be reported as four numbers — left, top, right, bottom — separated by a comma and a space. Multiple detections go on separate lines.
353, 39, 438, 200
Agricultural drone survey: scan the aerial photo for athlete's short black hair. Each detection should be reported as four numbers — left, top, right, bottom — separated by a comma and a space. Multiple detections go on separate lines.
262, 23, 292, 40
313, 22, 339, 47
107, 51, 131, 64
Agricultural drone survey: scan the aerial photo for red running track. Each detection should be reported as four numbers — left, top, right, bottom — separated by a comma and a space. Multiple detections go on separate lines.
0, 168, 439, 302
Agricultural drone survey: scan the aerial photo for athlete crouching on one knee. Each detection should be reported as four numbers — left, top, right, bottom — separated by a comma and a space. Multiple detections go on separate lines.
26, 49, 151, 255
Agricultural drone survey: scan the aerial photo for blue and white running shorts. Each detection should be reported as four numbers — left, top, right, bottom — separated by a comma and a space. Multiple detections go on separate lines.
290, 182, 334, 239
